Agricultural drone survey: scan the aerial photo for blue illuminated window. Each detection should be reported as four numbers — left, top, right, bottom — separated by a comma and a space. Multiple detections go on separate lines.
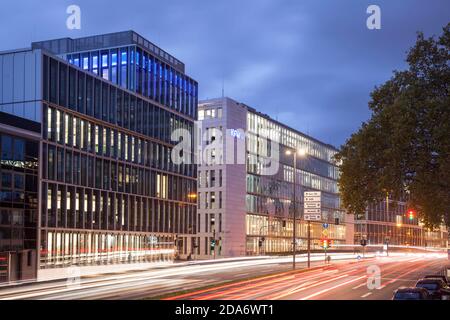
83, 57, 89, 70
111, 53, 117, 66
102, 54, 108, 67
92, 56, 98, 69
121, 51, 127, 65
73, 58, 80, 67
136, 51, 140, 66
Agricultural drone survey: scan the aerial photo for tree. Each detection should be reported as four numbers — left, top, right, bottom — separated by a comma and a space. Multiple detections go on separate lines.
335, 23, 450, 228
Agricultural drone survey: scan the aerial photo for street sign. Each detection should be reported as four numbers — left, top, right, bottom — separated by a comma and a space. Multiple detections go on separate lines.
304, 202, 321, 209
304, 191, 321, 197
304, 208, 321, 214
304, 191, 322, 221
322, 229, 329, 237
304, 196, 321, 202
322, 223, 329, 228
304, 214, 321, 221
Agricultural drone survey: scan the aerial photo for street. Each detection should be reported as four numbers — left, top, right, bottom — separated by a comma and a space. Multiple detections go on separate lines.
0, 253, 447, 300
167, 254, 449, 300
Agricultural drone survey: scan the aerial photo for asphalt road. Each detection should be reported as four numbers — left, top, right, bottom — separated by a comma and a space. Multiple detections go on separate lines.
167, 254, 450, 300
0, 253, 447, 300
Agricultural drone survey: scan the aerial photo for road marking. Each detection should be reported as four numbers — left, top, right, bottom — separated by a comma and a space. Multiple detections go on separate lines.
352, 283, 366, 290
361, 292, 372, 298
300, 275, 367, 300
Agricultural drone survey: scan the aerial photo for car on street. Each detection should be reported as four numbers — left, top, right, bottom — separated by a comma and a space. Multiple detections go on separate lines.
392, 287, 430, 300
423, 275, 449, 285
415, 278, 450, 300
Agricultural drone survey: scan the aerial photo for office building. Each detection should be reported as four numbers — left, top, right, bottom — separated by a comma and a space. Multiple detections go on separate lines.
195, 97, 351, 258
0, 31, 198, 282
354, 199, 448, 248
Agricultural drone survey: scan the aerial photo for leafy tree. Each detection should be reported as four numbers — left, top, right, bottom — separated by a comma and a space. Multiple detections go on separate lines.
335, 23, 450, 228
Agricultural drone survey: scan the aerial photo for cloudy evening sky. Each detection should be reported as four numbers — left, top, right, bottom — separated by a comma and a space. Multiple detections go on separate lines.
0, 0, 448, 147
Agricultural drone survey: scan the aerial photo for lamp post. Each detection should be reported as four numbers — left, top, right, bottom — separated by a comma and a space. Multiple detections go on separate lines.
286, 148, 307, 270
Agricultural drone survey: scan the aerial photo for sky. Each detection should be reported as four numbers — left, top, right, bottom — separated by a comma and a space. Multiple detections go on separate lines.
0, 0, 448, 147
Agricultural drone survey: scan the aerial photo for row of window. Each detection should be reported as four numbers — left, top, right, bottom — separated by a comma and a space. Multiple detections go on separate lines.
355, 223, 438, 246
44, 105, 195, 177
197, 191, 223, 210
201, 213, 223, 234
198, 107, 223, 120
0, 133, 39, 254
43, 55, 196, 145
43, 142, 196, 202
246, 214, 346, 240
40, 230, 175, 267
198, 169, 223, 188
247, 112, 338, 163
43, 182, 196, 234
66, 46, 197, 118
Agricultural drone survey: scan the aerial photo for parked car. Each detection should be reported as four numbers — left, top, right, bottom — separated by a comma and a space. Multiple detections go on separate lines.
392, 287, 430, 300
415, 278, 450, 300
423, 275, 449, 285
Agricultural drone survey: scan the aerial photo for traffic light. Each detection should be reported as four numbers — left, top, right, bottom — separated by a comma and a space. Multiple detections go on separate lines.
407, 209, 415, 221
320, 238, 330, 249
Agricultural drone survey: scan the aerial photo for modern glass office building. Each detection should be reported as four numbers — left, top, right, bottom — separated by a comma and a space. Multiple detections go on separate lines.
354, 199, 448, 248
196, 97, 351, 258
0, 31, 198, 282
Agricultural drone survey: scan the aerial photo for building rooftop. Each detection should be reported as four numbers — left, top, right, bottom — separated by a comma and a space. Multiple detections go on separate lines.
31, 30, 185, 73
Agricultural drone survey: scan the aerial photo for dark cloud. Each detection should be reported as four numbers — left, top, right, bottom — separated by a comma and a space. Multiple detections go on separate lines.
1, 0, 448, 147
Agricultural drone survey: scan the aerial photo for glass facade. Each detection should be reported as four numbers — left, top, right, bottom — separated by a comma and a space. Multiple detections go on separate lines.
0, 133, 39, 253
66, 45, 197, 119
355, 200, 448, 248
39, 51, 197, 268
245, 111, 346, 254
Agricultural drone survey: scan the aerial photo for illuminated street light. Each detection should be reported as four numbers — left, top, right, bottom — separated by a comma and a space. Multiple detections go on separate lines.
285, 147, 309, 269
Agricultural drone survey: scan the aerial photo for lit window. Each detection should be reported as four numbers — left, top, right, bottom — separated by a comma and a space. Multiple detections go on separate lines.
121, 52, 127, 65
92, 56, 98, 69
198, 110, 204, 120
102, 54, 108, 68
111, 53, 117, 66
83, 57, 89, 70
47, 108, 52, 137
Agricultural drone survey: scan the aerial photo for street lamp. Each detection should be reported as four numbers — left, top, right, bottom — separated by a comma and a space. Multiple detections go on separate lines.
285, 147, 307, 270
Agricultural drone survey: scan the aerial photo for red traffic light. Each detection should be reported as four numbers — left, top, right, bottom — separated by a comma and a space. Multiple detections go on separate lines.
321, 238, 330, 249
407, 209, 415, 220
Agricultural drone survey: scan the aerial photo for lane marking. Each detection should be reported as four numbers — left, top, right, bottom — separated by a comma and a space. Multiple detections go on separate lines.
361, 292, 372, 298
352, 283, 366, 290
300, 275, 367, 300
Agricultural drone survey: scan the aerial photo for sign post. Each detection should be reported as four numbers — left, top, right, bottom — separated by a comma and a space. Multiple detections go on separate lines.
304, 191, 322, 268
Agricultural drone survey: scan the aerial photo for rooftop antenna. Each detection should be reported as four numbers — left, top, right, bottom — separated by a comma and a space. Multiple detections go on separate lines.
221, 77, 225, 98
